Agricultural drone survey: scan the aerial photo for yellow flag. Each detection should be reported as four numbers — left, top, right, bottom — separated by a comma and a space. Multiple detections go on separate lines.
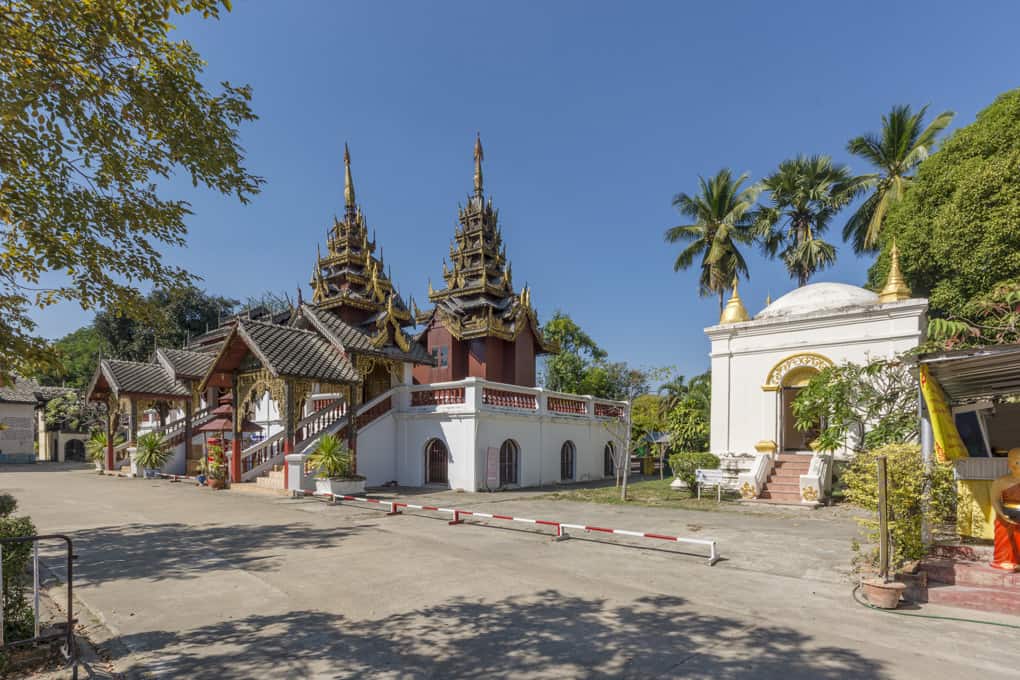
919, 364, 969, 462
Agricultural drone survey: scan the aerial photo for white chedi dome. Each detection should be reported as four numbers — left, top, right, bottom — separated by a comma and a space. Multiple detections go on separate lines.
755, 282, 879, 320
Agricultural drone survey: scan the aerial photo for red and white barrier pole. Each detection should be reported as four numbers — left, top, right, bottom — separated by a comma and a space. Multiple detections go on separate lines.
301, 490, 720, 565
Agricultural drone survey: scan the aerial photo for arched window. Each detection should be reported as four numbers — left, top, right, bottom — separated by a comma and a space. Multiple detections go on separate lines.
64, 438, 86, 462
499, 439, 519, 486
604, 442, 616, 477
560, 441, 575, 481
425, 439, 449, 485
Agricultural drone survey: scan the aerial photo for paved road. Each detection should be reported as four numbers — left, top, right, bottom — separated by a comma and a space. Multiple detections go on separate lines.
4, 464, 1017, 679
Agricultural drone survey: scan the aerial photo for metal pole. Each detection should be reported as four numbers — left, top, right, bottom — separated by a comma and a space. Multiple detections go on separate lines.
33, 542, 40, 638
877, 455, 890, 582
1, 544, 5, 646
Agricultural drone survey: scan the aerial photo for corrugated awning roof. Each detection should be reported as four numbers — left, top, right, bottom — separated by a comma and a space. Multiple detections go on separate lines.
917, 343, 1020, 403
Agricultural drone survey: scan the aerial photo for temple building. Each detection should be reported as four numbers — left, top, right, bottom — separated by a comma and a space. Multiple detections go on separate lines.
413, 135, 555, 387
705, 249, 928, 504
86, 138, 628, 493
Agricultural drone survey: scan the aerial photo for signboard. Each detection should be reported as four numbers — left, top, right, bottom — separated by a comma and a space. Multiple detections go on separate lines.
485, 447, 499, 490
920, 364, 969, 462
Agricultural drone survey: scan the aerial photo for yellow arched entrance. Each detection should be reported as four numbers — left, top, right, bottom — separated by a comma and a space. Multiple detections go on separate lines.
762, 353, 834, 452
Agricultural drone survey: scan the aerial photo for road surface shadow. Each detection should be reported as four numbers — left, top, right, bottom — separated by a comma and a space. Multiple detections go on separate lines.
111, 591, 887, 679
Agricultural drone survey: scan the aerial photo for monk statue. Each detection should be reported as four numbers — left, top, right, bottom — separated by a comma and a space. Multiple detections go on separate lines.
990, 448, 1020, 571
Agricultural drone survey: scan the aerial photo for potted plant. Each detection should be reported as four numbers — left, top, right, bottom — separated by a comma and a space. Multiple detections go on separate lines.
132, 431, 171, 478
307, 434, 364, 496
205, 443, 229, 489
85, 431, 123, 472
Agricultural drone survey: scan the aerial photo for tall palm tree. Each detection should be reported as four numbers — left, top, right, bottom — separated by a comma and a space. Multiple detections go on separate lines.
754, 155, 865, 287
844, 105, 954, 253
665, 169, 760, 313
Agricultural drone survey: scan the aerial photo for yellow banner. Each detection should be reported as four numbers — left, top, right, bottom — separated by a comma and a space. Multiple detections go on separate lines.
919, 364, 969, 462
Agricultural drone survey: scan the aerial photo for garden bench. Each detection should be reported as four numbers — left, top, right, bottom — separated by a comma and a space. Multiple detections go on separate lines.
695, 468, 725, 502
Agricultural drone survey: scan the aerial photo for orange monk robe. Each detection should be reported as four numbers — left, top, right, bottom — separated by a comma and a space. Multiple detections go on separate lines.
992, 482, 1020, 571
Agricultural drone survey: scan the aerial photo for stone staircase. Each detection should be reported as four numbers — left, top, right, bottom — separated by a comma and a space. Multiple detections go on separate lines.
255, 466, 287, 491
917, 544, 1020, 616
758, 453, 811, 502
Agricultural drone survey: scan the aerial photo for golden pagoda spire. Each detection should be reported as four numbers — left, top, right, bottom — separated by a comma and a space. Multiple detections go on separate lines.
879, 240, 912, 303
720, 277, 750, 324
343, 143, 356, 211
473, 132, 484, 196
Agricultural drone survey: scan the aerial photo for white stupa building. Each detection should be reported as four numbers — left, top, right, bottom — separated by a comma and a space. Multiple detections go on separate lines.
705, 249, 927, 504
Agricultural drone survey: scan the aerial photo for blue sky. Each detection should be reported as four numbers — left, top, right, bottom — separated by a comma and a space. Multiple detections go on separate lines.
31, 0, 1020, 379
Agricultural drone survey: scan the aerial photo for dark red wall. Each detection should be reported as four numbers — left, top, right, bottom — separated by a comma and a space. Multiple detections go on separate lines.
413, 316, 539, 387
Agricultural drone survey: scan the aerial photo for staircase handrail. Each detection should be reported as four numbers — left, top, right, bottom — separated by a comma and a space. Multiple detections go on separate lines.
241, 397, 347, 482
153, 405, 215, 445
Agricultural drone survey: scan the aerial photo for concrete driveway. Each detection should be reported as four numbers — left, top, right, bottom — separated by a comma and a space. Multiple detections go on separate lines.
4, 464, 1017, 679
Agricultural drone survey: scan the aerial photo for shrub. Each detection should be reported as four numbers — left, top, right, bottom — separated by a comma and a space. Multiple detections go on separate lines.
134, 431, 171, 470
668, 451, 720, 490
85, 430, 124, 463
0, 494, 16, 519
843, 443, 955, 571
1, 511, 36, 644
308, 434, 358, 479
205, 443, 228, 482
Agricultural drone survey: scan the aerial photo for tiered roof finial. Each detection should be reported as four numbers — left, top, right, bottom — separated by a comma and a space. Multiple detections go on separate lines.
343, 143, 356, 212
719, 277, 750, 324
879, 240, 912, 303
473, 132, 484, 197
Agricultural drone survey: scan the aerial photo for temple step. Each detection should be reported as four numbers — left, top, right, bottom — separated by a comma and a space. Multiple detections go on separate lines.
762, 481, 800, 493
758, 490, 802, 501
922, 558, 1020, 588
924, 583, 1020, 617
255, 467, 286, 490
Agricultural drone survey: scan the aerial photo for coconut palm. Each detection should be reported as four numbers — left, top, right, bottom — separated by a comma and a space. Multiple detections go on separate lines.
844, 105, 954, 253
665, 169, 760, 313
754, 155, 866, 287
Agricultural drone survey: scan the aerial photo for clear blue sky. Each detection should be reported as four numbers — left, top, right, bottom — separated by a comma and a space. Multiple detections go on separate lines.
31, 0, 1020, 379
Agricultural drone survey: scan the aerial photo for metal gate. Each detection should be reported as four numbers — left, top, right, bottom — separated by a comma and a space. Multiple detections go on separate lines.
426, 439, 448, 484
0, 534, 79, 678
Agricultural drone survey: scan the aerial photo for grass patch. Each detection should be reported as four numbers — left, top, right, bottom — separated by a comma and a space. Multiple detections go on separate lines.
543, 478, 739, 511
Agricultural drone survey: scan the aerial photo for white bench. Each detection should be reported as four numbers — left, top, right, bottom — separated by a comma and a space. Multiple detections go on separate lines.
695, 468, 725, 502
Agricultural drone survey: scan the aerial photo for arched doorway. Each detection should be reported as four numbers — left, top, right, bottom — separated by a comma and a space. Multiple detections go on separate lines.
604, 442, 616, 477
499, 439, 519, 486
425, 439, 449, 485
764, 353, 833, 453
64, 438, 86, 462
560, 441, 575, 481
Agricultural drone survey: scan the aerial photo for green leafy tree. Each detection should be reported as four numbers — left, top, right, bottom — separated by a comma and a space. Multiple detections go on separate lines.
844, 105, 954, 253
668, 451, 719, 491
791, 358, 918, 454
925, 279, 1020, 350
869, 89, 1020, 316
0, 0, 262, 383
0, 495, 35, 645
665, 169, 759, 313
579, 361, 649, 401
94, 286, 237, 361
34, 326, 103, 388
43, 391, 101, 432
541, 312, 607, 394
630, 393, 666, 447
754, 155, 865, 287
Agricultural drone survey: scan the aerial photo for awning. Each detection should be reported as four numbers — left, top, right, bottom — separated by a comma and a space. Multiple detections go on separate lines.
916, 343, 1020, 403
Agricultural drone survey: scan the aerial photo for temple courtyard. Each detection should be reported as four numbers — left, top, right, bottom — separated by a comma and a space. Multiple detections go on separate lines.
6, 464, 1019, 679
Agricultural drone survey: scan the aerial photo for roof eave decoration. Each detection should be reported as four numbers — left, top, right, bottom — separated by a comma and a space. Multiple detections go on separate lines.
198, 322, 243, 393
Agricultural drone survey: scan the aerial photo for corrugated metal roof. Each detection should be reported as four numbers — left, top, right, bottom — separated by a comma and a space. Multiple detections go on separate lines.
917, 343, 1020, 402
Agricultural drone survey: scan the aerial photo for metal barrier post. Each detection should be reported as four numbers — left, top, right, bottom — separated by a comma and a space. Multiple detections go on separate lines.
448, 510, 463, 525
1, 543, 5, 647
33, 541, 40, 639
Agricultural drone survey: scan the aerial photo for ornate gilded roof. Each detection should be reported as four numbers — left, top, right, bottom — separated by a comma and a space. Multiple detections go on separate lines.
296, 303, 435, 366
309, 145, 413, 328
418, 135, 555, 353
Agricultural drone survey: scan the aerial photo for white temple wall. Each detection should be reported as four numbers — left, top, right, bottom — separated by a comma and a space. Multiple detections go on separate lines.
708, 300, 928, 457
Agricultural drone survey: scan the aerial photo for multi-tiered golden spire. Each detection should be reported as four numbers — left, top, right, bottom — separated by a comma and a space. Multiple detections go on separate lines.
719, 277, 750, 324
473, 133, 484, 196
343, 143, 356, 212
879, 240, 912, 303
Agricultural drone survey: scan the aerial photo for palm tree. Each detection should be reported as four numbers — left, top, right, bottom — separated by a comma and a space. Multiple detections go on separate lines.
844, 105, 954, 253
754, 155, 865, 287
665, 169, 760, 313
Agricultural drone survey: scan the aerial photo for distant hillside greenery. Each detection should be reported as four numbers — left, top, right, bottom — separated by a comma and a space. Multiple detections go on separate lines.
869, 88, 1020, 317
